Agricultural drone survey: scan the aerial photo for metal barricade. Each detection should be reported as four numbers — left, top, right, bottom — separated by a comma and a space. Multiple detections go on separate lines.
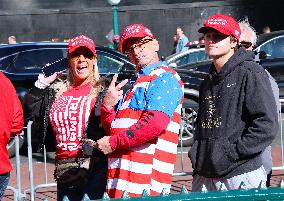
4, 100, 284, 200
25, 121, 57, 201
6, 132, 26, 201
273, 99, 284, 171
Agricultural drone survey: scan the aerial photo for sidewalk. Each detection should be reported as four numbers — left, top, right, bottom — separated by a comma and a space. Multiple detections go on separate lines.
3, 146, 284, 200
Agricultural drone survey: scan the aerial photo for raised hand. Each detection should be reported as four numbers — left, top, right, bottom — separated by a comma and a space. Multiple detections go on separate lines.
35, 73, 61, 89
41, 72, 60, 85
103, 74, 128, 109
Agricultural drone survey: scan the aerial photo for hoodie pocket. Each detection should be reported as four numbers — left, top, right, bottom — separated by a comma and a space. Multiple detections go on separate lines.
189, 138, 238, 177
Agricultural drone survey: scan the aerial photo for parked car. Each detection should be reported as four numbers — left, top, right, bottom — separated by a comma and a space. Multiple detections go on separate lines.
1, 42, 199, 155
165, 44, 209, 68
254, 30, 284, 98
0, 42, 136, 157
176, 30, 284, 146
176, 62, 209, 146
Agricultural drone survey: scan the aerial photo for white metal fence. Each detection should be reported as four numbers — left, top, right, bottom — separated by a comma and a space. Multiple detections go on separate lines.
5, 99, 284, 200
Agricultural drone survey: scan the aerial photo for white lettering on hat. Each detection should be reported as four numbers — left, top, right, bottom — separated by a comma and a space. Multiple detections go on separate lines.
70, 35, 94, 48
144, 28, 153, 37
208, 18, 227, 26
121, 25, 142, 40
71, 40, 94, 48
235, 30, 240, 36
71, 40, 94, 49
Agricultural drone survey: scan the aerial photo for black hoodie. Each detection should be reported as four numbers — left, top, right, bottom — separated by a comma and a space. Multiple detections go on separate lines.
189, 47, 278, 178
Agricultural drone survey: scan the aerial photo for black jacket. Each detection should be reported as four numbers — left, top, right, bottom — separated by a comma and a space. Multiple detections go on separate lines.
189, 47, 278, 178
23, 80, 106, 159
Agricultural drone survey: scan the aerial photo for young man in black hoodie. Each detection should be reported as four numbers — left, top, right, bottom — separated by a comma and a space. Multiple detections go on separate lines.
188, 14, 278, 191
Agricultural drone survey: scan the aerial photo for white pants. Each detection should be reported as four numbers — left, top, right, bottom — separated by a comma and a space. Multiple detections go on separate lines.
192, 165, 267, 192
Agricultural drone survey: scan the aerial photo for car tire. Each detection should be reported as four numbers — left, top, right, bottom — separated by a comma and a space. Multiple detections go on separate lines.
7, 135, 25, 158
178, 97, 199, 147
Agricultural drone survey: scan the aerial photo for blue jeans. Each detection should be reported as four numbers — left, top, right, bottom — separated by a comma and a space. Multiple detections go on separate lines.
0, 172, 10, 199
57, 157, 107, 201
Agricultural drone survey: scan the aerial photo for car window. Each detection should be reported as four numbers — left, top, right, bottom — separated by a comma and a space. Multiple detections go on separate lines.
0, 46, 132, 75
0, 48, 67, 74
171, 50, 208, 66
259, 36, 284, 59
97, 51, 125, 74
0, 55, 15, 72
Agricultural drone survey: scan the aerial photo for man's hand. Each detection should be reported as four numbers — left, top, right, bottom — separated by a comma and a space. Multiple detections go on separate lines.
97, 136, 113, 154
103, 74, 128, 109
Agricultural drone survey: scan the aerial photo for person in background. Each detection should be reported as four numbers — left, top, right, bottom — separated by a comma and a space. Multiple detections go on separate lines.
97, 24, 184, 198
0, 72, 24, 199
239, 19, 280, 187
8, 35, 17, 44
189, 13, 278, 191
24, 35, 111, 200
262, 25, 271, 34
176, 26, 189, 53
171, 34, 178, 54
51, 37, 60, 42
112, 35, 120, 52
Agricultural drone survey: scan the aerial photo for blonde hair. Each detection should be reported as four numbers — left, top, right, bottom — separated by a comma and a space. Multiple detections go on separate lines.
51, 57, 105, 102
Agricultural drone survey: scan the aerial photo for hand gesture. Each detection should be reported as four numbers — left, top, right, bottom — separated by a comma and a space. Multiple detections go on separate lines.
103, 74, 128, 109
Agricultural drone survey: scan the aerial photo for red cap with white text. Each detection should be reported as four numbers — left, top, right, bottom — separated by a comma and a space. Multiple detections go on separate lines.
68, 35, 96, 57
120, 24, 155, 53
198, 14, 241, 40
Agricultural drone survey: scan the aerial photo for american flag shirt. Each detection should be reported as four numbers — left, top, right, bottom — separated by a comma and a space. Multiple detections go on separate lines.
106, 62, 184, 198
49, 82, 95, 159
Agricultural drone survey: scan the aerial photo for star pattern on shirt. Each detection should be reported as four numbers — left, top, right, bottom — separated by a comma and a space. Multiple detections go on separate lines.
127, 66, 183, 118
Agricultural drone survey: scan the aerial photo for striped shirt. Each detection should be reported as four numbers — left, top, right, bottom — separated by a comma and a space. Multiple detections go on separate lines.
106, 62, 184, 198
49, 82, 95, 159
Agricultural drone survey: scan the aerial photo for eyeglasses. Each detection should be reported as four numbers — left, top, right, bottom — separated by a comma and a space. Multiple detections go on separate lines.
240, 41, 253, 49
70, 50, 94, 60
124, 38, 153, 54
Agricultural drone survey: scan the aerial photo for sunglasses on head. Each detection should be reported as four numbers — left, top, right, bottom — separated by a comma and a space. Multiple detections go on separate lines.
239, 41, 253, 49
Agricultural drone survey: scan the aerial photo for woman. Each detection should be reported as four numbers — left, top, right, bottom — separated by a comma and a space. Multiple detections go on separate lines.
24, 35, 107, 200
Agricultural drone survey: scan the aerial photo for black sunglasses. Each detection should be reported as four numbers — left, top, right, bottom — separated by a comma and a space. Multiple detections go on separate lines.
124, 38, 153, 54
240, 41, 253, 49
70, 50, 94, 60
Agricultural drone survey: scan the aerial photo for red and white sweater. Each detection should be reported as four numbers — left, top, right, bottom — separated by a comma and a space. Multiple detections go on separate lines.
101, 62, 184, 198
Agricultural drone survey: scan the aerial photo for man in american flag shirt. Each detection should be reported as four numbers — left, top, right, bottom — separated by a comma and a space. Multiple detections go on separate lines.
97, 24, 184, 198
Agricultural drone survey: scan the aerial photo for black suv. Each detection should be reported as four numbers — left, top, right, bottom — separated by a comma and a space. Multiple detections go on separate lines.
0, 42, 136, 157
176, 30, 284, 146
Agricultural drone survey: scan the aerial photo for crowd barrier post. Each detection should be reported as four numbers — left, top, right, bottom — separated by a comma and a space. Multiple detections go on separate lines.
25, 120, 57, 200
6, 132, 26, 201
27, 121, 35, 201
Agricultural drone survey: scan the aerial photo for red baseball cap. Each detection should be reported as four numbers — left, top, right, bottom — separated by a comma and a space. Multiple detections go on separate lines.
198, 14, 241, 40
68, 35, 96, 57
120, 24, 155, 53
